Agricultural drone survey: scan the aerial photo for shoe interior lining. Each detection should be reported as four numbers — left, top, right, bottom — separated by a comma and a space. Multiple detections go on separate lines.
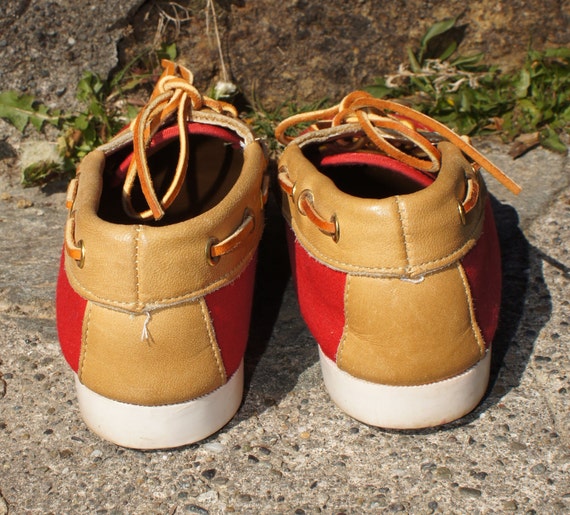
304, 144, 434, 199
98, 125, 244, 226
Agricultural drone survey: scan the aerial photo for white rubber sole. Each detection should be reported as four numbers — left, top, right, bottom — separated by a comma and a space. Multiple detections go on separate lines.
319, 349, 491, 429
75, 361, 244, 449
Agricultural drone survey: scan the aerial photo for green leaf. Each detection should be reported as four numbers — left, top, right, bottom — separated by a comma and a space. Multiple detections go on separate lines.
540, 127, 567, 153
420, 18, 457, 49
162, 42, 178, 61
73, 113, 90, 131
515, 69, 531, 99
518, 98, 542, 123
0, 91, 60, 132
21, 160, 63, 187
419, 18, 457, 60
438, 41, 458, 62
541, 47, 570, 60
407, 47, 422, 73
450, 52, 484, 69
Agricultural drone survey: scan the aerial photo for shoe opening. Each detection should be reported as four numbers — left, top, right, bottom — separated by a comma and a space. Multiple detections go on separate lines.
99, 123, 244, 225
303, 143, 435, 199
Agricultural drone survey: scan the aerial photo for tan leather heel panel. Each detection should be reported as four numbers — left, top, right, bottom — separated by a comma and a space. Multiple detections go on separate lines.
398, 143, 486, 272
78, 300, 225, 406
68, 143, 266, 310
337, 266, 484, 386
65, 151, 140, 305
279, 143, 485, 276
136, 142, 266, 305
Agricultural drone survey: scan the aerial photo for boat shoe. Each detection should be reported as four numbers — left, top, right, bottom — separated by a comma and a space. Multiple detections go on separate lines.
275, 91, 520, 428
56, 60, 268, 448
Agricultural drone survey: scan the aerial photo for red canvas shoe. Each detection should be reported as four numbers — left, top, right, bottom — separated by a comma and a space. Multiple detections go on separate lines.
275, 91, 520, 429
56, 61, 268, 448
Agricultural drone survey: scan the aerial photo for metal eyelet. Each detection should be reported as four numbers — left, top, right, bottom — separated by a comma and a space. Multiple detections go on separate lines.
457, 202, 467, 225
205, 237, 221, 266
331, 213, 340, 243
244, 207, 255, 233
260, 175, 269, 210
75, 240, 86, 269
296, 189, 312, 216
290, 180, 299, 203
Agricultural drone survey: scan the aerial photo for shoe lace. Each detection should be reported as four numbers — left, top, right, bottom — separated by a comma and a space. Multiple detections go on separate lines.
64, 61, 268, 269
275, 90, 521, 195
275, 91, 520, 241
122, 59, 239, 221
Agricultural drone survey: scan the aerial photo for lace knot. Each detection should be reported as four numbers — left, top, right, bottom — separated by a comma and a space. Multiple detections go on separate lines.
275, 91, 521, 195
122, 60, 238, 221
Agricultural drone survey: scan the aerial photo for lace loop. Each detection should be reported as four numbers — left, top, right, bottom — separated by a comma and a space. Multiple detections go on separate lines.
275, 91, 521, 195
206, 209, 256, 265
122, 60, 239, 221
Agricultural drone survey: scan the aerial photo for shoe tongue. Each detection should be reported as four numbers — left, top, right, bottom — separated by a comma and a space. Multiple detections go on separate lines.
320, 152, 435, 188
113, 122, 243, 186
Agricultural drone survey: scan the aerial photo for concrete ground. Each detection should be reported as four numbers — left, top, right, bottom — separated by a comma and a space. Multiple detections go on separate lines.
1, 4, 569, 514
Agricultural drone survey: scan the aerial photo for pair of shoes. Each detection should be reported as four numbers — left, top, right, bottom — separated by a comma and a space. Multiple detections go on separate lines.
56, 61, 520, 448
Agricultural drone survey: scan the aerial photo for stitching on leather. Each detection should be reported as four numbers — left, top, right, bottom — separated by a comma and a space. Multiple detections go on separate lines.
78, 301, 92, 381
395, 196, 411, 273
456, 262, 486, 356
335, 273, 351, 369
291, 202, 484, 276
66, 243, 257, 311
134, 225, 142, 309
199, 298, 227, 383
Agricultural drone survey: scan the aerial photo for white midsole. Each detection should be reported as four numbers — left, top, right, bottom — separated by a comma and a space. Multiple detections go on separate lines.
75, 361, 244, 449
319, 349, 491, 429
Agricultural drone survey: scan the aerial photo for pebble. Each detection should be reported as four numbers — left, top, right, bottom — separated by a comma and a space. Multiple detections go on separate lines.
470, 470, 488, 480
503, 500, 518, 511
459, 487, 482, 497
436, 467, 452, 479
59, 449, 73, 458
16, 199, 33, 209
197, 490, 218, 503
0, 494, 7, 515
531, 463, 547, 474
202, 442, 224, 453
183, 505, 209, 515
201, 469, 216, 480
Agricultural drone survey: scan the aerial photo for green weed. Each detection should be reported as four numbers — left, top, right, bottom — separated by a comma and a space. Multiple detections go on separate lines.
366, 18, 570, 155
0, 43, 177, 186
0, 19, 568, 188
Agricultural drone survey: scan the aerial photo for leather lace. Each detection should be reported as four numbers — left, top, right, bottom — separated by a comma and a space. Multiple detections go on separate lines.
122, 60, 239, 221
276, 91, 519, 240
275, 90, 521, 195
64, 60, 266, 269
